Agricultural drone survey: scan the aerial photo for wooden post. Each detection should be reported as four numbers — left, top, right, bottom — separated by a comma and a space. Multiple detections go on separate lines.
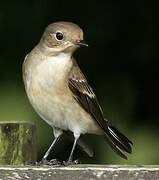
0, 122, 37, 165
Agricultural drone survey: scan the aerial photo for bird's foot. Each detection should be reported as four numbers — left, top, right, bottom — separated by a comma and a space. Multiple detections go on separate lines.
49, 159, 62, 166
37, 158, 62, 166
63, 159, 80, 166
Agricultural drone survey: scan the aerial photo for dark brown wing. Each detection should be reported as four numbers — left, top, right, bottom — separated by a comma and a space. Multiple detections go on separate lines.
68, 60, 133, 159
68, 60, 108, 131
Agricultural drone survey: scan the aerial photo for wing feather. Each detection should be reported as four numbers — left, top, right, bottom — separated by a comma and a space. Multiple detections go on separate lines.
68, 60, 108, 131
68, 59, 132, 159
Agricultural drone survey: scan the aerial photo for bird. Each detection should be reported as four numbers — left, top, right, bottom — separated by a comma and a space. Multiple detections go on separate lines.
23, 21, 133, 165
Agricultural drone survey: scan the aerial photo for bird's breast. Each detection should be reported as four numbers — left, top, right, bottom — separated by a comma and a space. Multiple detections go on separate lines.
23, 53, 73, 126
23, 53, 102, 135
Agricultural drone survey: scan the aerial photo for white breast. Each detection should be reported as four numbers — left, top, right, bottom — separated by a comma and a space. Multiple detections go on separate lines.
24, 52, 73, 128
34, 53, 72, 88
23, 51, 102, 135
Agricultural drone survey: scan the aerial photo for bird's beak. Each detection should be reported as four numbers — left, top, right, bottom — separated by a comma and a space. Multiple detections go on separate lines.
75, 40, 88, 47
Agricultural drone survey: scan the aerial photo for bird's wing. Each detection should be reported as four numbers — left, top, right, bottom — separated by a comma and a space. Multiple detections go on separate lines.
68, 60, 108, 131
68, 59, 133, 159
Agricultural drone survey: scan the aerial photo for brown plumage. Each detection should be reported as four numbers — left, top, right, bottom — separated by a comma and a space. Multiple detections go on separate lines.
23, 21, 133, 164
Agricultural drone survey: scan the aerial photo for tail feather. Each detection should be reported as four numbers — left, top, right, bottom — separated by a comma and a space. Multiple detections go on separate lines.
109, 125, 133, 145
104, 124, 133, 159
107, 126, 132, 153
104, 134, 128, 159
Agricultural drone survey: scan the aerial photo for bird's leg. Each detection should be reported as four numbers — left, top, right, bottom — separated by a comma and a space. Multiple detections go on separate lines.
65, 133, 80, 165
42, 136, 60, 161
41, 128, 63, 164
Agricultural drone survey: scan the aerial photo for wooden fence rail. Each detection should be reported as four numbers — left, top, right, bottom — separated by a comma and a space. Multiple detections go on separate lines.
0, 165, 159, 180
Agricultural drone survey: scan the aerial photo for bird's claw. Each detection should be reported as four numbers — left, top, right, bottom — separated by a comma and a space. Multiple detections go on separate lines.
37, 158, 62, 166
63, 159, 80, 166
49, 159, 62, 166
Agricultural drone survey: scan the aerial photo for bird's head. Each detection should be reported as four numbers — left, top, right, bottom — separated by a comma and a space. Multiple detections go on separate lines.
39, 21, 88, 55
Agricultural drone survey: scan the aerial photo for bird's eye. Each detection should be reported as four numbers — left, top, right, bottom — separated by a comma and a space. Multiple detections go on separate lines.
55, 32, 64, 41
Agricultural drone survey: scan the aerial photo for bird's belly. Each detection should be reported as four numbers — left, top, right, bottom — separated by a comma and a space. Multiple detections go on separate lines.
26, 83, 102, 135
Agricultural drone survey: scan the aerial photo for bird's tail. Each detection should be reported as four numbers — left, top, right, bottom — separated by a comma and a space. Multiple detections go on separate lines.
104, 123, 133, 159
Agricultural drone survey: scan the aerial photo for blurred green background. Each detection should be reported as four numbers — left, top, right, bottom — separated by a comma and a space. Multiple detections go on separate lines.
0, 0, 158, 164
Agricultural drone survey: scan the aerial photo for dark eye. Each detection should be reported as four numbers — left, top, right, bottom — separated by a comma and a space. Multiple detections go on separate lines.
55, 32, 64, 41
